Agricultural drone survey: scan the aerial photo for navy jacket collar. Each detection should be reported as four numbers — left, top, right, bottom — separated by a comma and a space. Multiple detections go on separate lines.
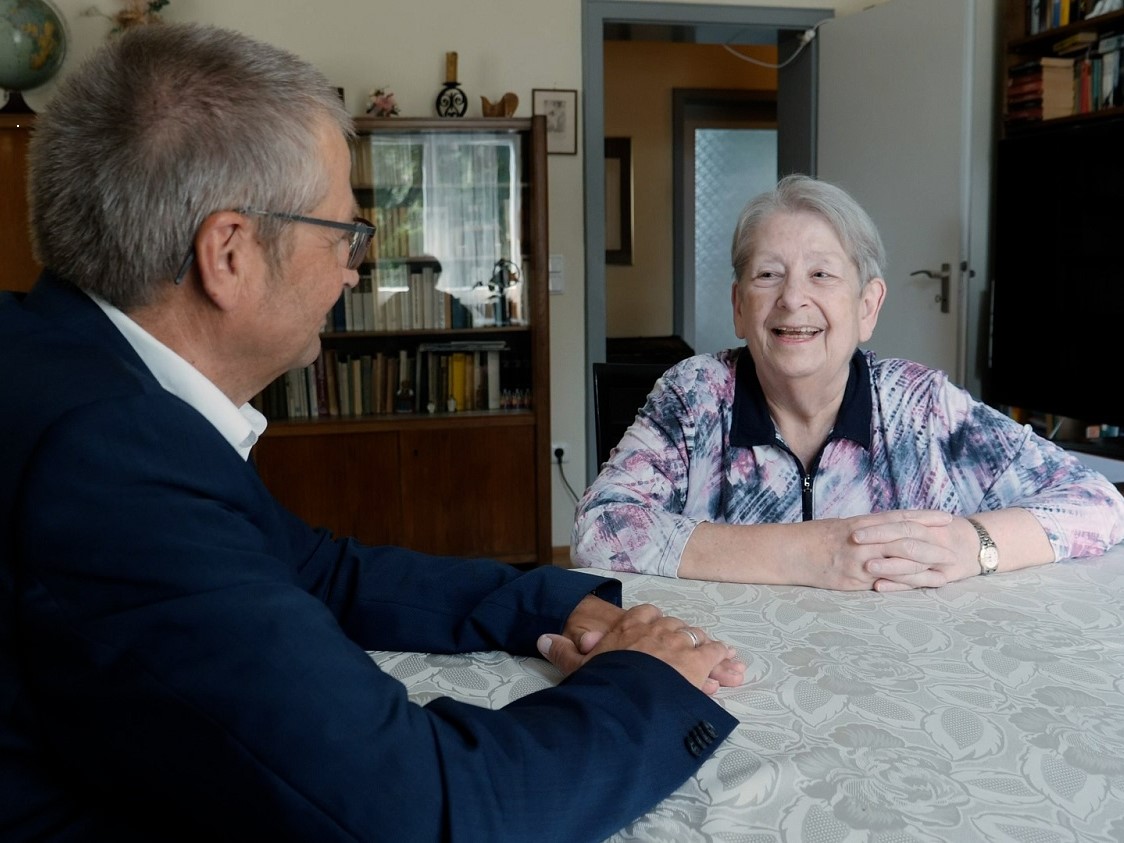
19, 270, 151, 377
729, 347, 873, 450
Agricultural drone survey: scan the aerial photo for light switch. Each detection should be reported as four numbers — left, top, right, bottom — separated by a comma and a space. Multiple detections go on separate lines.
549, 253, 564, 294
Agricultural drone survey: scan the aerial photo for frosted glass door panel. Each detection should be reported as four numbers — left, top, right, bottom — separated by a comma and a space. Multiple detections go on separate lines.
693, 128, 776, 356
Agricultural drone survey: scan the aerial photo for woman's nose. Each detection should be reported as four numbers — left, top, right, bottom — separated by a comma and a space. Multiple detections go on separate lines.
775, 274, 808, 308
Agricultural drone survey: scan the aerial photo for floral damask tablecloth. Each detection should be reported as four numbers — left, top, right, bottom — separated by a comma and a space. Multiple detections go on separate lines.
371, 543, 1124, 842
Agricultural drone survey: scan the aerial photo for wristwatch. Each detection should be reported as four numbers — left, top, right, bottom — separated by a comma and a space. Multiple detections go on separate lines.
967, 518, 999, 575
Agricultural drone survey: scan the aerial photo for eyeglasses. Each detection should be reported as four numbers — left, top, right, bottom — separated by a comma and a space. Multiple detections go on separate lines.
173, 208, 376, 284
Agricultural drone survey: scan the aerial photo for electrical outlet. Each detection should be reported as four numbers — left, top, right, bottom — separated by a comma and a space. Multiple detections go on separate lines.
551, 441, 570, 464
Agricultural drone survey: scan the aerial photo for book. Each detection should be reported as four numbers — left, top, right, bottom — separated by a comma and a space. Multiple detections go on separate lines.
450, 352, 467, 412
1006, 57, 1076, 121
487, 350, 501, 410
1101, 47, 1121, 107
1053, 31, 1098, 54
321, 350, 338, 417
394, 349, 415, 414
1078, 55, 1094, 111
336, 355, 350, 416
313, 355, 328, 417
1029, 0, 1045, 34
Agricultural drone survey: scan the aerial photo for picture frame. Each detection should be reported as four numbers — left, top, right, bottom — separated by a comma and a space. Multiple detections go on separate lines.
532, 88, 578, 155
604, 137, 633, 265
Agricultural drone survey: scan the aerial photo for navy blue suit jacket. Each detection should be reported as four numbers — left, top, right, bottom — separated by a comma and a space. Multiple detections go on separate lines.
0, 273, 736, 842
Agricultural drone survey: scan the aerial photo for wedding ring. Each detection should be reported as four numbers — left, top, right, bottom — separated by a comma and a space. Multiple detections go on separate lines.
678, 627, 702, 648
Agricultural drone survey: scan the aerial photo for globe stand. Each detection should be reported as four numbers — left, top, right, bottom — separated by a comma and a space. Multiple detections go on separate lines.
0, 90, 35, 115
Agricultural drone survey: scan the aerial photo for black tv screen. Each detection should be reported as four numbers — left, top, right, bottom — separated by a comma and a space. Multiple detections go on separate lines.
989, 117, 1124, 431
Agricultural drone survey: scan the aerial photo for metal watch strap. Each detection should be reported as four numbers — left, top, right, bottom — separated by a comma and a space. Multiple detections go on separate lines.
967, 518, 998, 575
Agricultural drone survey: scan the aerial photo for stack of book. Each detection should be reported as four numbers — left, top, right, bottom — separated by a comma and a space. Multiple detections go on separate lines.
1006, 56, 1075, 123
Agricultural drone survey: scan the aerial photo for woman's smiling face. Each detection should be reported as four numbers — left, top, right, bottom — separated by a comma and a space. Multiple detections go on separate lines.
732, 210, 885, 393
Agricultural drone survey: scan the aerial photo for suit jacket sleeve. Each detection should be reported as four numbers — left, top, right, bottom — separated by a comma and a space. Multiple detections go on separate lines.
16, 391, 735, 842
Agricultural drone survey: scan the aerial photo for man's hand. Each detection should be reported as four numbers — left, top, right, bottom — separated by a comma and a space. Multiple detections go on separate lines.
544, 601, 745, 694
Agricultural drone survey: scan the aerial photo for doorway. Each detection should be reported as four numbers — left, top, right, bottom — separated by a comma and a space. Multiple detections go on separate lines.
581, 0, 831, 477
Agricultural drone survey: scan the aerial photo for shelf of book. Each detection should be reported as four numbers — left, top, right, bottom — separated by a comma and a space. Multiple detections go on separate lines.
1009, 6, 1124, 52
252, 116, 551, 565
1004, 2, 1124, 130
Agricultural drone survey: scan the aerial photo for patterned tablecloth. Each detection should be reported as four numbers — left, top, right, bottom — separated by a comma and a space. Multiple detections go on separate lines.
371, 543, 1124, 842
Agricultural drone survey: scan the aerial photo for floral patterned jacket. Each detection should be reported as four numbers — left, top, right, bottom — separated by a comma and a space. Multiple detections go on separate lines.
572, 348, 1124, 576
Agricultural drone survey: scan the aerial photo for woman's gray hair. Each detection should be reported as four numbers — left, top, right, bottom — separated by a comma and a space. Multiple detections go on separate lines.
730, 174, 886, 286
28, 23, 353, 309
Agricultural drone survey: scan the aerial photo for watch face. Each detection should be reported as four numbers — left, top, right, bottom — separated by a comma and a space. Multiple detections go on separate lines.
980, 546, 999, 574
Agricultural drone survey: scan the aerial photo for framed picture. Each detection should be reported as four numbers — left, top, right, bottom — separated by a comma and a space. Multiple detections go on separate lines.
604, 137, 633, 265
532, 88, 578, 155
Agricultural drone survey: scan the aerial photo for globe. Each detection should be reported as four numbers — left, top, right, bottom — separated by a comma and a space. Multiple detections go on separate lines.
0, 0, 67, 113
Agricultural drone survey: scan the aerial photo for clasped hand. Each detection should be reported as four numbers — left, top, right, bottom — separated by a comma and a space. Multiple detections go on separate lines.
539, 596, 745, 695
826, 510, 977, 591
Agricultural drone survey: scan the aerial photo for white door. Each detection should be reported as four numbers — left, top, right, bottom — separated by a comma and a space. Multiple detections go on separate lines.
817, 0, 994, 389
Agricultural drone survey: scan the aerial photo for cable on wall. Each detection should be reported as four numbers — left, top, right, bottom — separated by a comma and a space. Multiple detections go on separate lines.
721, 20, 829, 70
554, 448, 580, 508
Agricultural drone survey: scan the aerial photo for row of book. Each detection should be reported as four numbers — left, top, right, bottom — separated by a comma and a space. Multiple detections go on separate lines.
358, 205, 423, 262
1026, 0, 1109, 36
1006, 35, 1124, 124
257, 343, 533, 421
326, 264, 529, 333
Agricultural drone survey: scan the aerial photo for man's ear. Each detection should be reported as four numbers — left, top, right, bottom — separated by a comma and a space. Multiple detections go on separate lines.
192, 211, 258, 311
858, 277, 886, 343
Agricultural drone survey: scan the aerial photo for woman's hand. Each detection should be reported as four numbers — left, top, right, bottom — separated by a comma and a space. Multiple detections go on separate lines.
845, 510, 978, 590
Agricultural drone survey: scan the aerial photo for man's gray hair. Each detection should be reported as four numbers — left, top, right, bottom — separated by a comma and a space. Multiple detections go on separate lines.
731, 174, 887, 286
28, 23, 352, 309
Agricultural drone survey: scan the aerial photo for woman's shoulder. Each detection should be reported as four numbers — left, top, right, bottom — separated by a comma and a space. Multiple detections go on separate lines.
662, 350, 738, 389
864, 350, 950, 390
646, 350, 738, 414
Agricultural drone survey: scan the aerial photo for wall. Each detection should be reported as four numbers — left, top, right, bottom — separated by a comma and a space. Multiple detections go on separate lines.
603, 41, 776, 338
31, 0, 891, 551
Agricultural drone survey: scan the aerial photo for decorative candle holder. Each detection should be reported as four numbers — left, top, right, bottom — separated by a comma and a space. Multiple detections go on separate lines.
435, 51, 467, 118
436, 83, 467, 118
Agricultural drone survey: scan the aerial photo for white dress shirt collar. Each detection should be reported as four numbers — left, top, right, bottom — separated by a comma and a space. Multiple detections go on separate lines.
88, 293, 267, 461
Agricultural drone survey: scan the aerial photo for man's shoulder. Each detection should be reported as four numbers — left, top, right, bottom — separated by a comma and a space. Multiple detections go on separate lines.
1, 283, 158, 423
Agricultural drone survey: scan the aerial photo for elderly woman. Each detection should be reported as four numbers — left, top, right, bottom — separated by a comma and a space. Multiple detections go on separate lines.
573, 175, 1124, 591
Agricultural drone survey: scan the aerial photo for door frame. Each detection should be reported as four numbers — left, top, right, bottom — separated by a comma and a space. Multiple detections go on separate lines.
581, 1, 830, 479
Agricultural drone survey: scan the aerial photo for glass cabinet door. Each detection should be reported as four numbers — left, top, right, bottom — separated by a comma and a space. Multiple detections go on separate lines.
351, 131, 527, 331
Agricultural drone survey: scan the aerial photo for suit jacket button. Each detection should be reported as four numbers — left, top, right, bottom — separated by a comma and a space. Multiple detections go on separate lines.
685, 720, 716, 757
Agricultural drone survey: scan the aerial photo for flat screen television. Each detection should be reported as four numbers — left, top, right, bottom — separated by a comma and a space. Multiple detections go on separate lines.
988, 116, 1124, 447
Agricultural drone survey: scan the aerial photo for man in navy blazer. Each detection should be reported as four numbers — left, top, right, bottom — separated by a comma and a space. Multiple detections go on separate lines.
0, 22, 743, 842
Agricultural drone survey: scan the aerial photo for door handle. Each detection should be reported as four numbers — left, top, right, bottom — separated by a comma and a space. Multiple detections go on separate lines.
909, 263, 951, 314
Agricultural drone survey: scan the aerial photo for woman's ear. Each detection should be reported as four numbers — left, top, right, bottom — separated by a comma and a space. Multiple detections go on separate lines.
731, 279, 747, 340
858, 276, 886, 343
192, 211, 259, 311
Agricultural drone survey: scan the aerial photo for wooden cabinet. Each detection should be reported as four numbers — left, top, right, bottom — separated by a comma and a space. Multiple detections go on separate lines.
0, 114, 41, 292
253, 117, 551, 565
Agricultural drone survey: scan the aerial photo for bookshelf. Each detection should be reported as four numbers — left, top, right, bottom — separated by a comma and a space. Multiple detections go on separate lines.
0, 114, 40, 292
988, 2, 1124, 459
252, 116, 552, 565
1003, 2, 1124, 132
